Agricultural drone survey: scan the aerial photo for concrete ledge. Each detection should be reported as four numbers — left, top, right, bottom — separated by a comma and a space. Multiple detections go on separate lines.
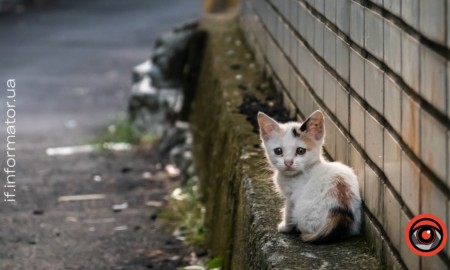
191, 14, 384, 270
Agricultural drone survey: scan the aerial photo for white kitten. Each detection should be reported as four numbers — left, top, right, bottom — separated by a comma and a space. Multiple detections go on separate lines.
257, 110, 361, 243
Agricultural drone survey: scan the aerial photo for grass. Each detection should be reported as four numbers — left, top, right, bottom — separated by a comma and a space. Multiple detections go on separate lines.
89, 114, 159, 149
158, 177, 206, 246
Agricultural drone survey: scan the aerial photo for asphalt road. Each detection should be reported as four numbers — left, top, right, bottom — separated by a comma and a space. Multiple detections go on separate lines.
0, 0, 202, 269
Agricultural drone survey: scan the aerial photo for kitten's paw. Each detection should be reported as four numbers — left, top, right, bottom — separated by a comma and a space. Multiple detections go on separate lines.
278, 222, 294, 233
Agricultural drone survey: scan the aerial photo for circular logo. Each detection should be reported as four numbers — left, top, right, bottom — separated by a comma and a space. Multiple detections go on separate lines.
405, 214, 447, 256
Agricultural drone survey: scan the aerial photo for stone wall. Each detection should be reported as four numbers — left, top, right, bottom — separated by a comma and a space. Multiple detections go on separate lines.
239, 0, 450, 269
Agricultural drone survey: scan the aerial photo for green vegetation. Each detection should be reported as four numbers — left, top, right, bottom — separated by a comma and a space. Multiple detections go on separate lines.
177, 257, 223, 270
158, 178, 206, 246
89, 114, 159, 149
90, 115, 135, 145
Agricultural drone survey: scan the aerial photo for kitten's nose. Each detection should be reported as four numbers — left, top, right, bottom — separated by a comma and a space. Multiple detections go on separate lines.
284, 159, 293, 167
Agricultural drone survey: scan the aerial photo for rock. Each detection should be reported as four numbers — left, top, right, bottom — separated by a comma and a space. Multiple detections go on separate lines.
128, 75, 181, 137
33, 209, 44, 215
149, 21, 198, 89
132, 60, 152, 83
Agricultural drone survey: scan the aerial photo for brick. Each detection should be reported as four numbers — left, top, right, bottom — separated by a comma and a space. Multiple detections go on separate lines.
351, 144, 365, 199
336, 36, 350, 83
325, 0, 336, 23
325, 116, 336, 159
350, 48, 365, 97
283, 91, 297, 119
283, 24, 290, 56
400, 211, 421, 270
384, 130, 401, 194
365, 112, 384, 169
297, 40, 306, 71
384, 241, 404, 270
421, 174, 448, 237
420, 0, 446, 45
336, 0, 350, 35
448, 200, 450, 258
350, 97, 365, 148
422, 255, 448, 270
336, 82, 349, 130
335, 127, 349, 165
314, 18, 324, 58
364, 9, 383, 60
401, 0, 419, 30
365, 164, 384, 223
289, 66, 297, 100
384, 0, 401, 17
277, 17, 283, 48
324, 26, 336, 69
448, 61, 450, 119
313, 60, 324, 99
303, 89, 314, 117
312, 98, 320, 114
383, 19, 402, 75
401, 92, 420, 156
290, 0, 299, 31
421, 110, 447, 181
306, 10, 315, 46
420, 45, 446, 115
315, 0, 324, 14
279, 54, 290, 90
448, 0, 450, 49
401, 152, 420, 216
364, 215, 385, 262
448, 131, 450, 188
370, 0, 383, 5
298, 2, 307, 39
383, 185, 401, 251
384, 75, 402, 135
296, 77, 306, 115
401, 32, 420, 93
364, 60, 384, 115
324, 70, 337, 113
350, 1, 364, 48
299, 47, 317, 85
289, 30, 297, 67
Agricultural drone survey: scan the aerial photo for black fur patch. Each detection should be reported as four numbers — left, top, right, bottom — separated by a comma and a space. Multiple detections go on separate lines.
311, 207, 354, 244
300, 117, 310, 132
292, 127, 300, 138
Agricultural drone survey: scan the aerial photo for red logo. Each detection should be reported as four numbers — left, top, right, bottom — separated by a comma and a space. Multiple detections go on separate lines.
405, 214, 447, 256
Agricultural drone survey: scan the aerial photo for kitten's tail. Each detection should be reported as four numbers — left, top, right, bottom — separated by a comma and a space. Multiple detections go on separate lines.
301, 207, 354, 244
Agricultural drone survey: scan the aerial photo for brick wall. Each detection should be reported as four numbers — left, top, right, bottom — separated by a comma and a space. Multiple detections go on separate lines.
239, 0, 450, 269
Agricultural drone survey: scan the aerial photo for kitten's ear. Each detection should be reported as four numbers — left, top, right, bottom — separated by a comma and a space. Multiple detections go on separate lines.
257, 112, 280, 141
299, 110, 324, 140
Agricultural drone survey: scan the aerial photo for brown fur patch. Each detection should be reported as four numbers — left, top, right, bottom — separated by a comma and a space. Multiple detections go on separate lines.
328, 175, 352, 208
301, 207, 354, 243
299, 132, 316, 151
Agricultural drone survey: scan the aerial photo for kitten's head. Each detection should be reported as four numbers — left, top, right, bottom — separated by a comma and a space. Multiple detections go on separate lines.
257, 110, 325, 177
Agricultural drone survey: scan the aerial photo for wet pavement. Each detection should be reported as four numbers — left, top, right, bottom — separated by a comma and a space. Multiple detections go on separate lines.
0, 0, 201, 269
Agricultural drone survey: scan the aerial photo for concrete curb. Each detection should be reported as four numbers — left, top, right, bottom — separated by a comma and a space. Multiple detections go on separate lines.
191, 14, 385, 270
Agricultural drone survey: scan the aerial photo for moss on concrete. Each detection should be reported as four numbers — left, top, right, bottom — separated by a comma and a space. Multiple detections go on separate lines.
191, 14, 385, 270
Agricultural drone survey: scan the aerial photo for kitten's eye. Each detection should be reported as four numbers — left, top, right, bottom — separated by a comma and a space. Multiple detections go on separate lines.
274, 148, 283, 155
296, 147, 306, 155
